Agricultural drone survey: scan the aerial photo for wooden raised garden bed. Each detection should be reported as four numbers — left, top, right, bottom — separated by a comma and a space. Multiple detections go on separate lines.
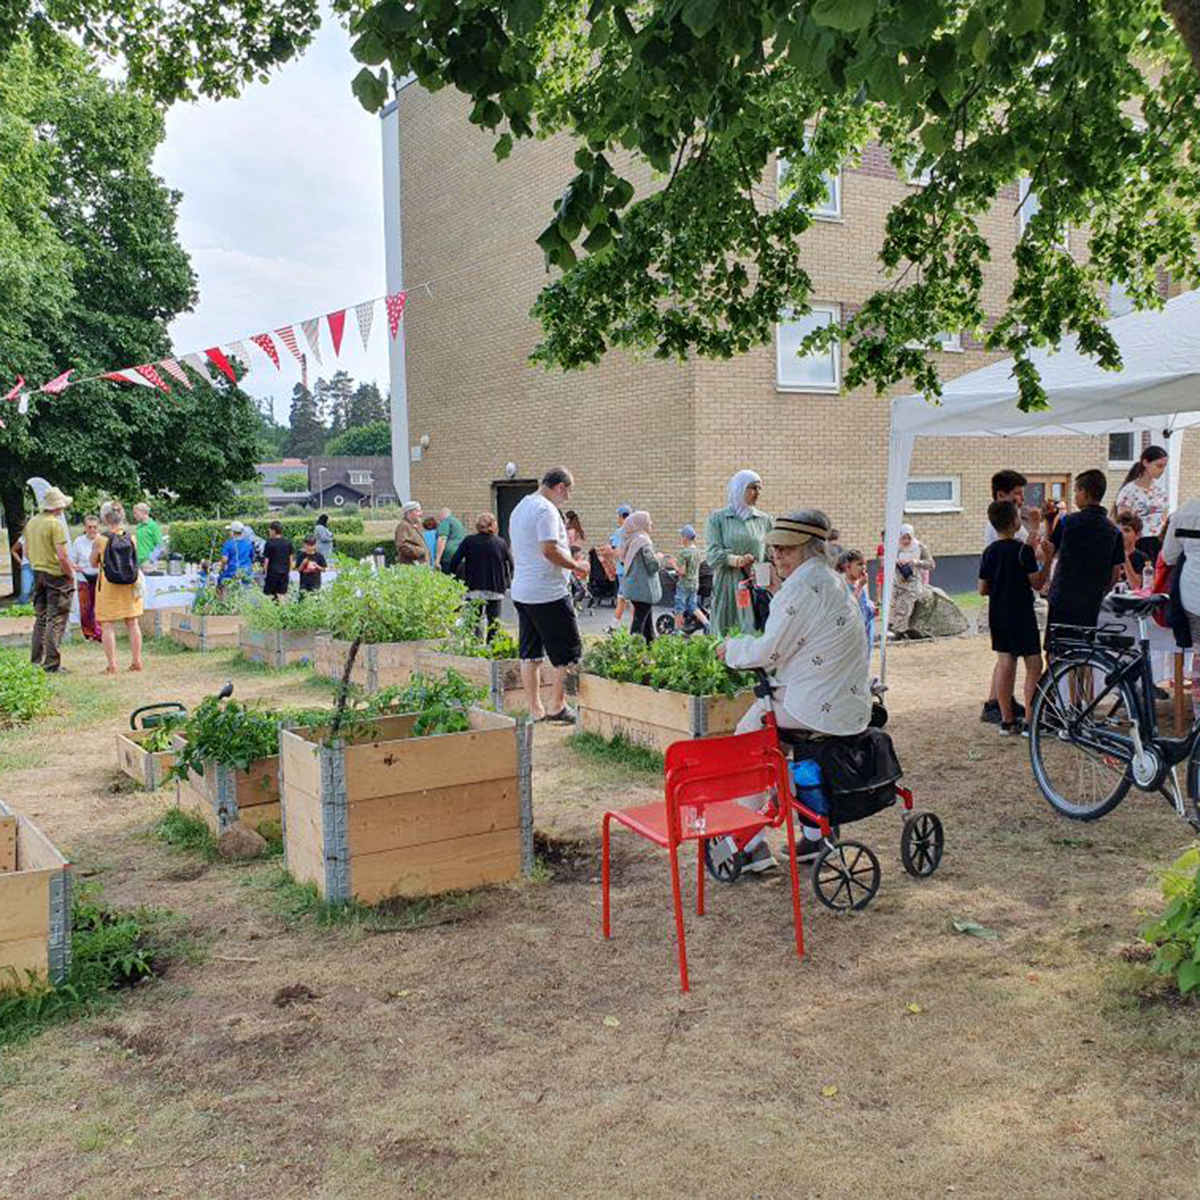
169, 612, 241, 651
313, 635, 441, 692
414, 648, 575, 714
0, 801, 71, 988
576, 674, 755, 755
173, 738, 280, 836
139, 604, 192, 640
0, 616, 77, 649
115, 729, 178, 790
239, 628, 317, 669
280, 709, 533, 903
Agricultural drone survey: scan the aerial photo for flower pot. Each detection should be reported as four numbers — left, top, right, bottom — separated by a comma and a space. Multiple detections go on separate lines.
0, 801, 71, 988
280, 709, 533, 903
576, 674, 754, 755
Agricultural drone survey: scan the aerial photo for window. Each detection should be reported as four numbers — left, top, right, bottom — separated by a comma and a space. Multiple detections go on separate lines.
907, 331, 963, 353
904, 476, 961, 514
776, 304, 840, 391
903, 157, 934, 187
1109, 279, 1134, 318
1108, 431, 1136, 466
1018, 177, 1069, 249
349, 471, 373, 485
777, 138, 841, 220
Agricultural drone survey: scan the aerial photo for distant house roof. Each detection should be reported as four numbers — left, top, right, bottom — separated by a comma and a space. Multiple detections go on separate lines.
257, 459, 309, 484
262, 487, 313, 504
307, 456, 394, 496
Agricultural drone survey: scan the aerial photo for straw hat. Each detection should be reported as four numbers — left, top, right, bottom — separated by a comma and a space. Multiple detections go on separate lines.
40, 486, 72, 511
764, 510, 832, 547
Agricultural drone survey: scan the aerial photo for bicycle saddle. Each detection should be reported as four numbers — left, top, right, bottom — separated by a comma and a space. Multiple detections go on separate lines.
1107, 592, 1168, 616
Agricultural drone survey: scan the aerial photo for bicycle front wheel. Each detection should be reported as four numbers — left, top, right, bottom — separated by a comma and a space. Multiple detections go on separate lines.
1029, 656, 1136, 821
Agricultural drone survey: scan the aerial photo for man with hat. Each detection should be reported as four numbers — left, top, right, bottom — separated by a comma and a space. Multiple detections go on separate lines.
716, 508, 872, 867
218, 520, 256, 584
25, 485, 76, 673
395, 500, 429, 565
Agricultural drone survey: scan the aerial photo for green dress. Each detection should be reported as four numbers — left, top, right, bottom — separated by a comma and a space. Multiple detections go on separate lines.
704, 506, 773, 635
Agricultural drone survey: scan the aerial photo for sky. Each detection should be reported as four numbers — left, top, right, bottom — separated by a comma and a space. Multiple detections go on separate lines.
153, 19, 391, 427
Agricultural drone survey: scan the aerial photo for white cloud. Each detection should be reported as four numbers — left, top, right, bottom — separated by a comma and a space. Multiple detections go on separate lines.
154, 20, 390, 423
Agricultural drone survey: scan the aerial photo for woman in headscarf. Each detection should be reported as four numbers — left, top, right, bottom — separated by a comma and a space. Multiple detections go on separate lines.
619, 510, 663, 642
889, 523, 936, 638
705, 470, 773, 635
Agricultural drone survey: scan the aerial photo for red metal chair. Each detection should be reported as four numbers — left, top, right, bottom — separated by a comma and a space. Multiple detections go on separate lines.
601, 724, 805, 992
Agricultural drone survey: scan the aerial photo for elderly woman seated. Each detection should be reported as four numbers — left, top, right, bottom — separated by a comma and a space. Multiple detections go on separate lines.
716, 509, 872, 869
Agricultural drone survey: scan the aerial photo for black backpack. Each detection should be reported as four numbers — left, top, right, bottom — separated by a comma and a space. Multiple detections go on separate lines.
102, 529, 138, 585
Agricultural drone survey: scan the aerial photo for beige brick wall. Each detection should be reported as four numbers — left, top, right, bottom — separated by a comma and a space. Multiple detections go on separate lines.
395, 84, 1195, 565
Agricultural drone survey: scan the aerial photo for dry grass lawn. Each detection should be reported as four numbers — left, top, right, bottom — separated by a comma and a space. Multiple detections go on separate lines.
1, 633, 1199, 1198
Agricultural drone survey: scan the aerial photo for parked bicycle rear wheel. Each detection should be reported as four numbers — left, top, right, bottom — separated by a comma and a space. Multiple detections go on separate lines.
1029, 656, 1136, 820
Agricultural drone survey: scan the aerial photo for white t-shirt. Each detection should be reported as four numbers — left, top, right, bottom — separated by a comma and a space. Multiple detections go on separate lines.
509, 493, 570, 604
983, 523, 1028, 548
1163, 497, 1200, 615
70, 534, 98, 577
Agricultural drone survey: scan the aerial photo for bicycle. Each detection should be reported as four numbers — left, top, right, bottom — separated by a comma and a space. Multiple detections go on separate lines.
1028, 592, 1200, 829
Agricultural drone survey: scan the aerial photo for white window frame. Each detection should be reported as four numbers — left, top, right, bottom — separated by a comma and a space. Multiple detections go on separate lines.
904, 475, 962, 514
777, 139, 842, 221
906, 330, 963, 353
1107, 431, 1137, 468
348, 471, 373, 485
776, 303, 841, 393
903, 157, 934, 187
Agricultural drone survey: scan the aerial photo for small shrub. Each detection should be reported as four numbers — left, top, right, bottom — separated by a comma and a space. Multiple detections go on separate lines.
281, 503, 308, 517
242, 587, 330, 632
0, 603, 34, 618
367, 669, 488, 736
276, 472, 308, 493
152, 808, 217, 859
322, 561, 465, 644
1142, 844, 1200, 995
582, 631, 752, 697
0, 649, 53, 725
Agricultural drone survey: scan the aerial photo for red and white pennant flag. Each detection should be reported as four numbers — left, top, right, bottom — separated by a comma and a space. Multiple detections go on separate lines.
182, 353, 215, 385
227, 341, 252, 373
276, 326, 304, 364
327, 310, 346, 356
102, 370, 156, 388
159, 359, 193, 390
301, 318, 322, 364
386, 291, 407, 339
250, 333, 280, 369
3, 377, 24, 402
40, 370, 73, 395
355, 300, 375, 351
134, 364, 171, 392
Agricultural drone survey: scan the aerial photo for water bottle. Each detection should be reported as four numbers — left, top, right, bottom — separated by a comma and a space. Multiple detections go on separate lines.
1143, 563, 1155, 592
790, 759, 829, 816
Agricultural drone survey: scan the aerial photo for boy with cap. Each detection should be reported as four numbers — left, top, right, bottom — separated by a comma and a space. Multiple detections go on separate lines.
607, 503, 632, 631
673, 525, 709, 632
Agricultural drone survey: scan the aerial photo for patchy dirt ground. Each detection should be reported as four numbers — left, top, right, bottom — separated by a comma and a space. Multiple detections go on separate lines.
2, 634, 1199, 1198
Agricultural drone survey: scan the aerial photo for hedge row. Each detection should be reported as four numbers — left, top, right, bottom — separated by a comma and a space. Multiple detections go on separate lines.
331, 534, 397, 564
167, 515, 364, 562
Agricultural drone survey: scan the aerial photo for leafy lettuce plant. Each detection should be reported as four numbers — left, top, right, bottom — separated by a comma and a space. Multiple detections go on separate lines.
1142, 844, 1200, 995
583, 632, 751, 697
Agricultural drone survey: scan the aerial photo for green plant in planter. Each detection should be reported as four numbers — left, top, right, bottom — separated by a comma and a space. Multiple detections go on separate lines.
0, 650, 53, 725
170, 695, 327, 775
583, 631, 752, 698
0, 604, 35, 619
140, 717, 184, 754
440, 600, 520, 661
1142, 844, 1200, 995
242, 587, 330, 632
323, 562, 465, 645
190, 585, 246, 617
366, 669, 489, 737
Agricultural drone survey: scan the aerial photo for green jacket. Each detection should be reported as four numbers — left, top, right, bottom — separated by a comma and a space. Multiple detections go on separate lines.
620, 545, 662, 604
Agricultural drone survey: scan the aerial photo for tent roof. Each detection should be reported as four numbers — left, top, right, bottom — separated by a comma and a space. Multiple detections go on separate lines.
890, 289, 1200, 439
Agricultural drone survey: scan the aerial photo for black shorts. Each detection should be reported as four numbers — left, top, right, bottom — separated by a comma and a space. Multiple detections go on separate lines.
991, 625, 1041, 658
514, 597, 582, 668
263, 572, 290, 596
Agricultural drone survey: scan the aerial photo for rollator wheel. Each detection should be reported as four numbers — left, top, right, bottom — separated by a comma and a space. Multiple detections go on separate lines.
811, 840, 880, 912
900, 812, 944, 878
702, 837, 744, 883
655, 613, 676, 637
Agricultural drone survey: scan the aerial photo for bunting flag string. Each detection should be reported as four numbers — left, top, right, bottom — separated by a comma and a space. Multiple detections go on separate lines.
102, 370, 156, 388
276, 325, 304, 364
250, 333, 280, 370
159, 359, 193, 390
134, 364, 171, 393
227, 340, 252, 373
182, 353, 215, 385
327, 310, 346, 357
301, 317, 323, 364
386, 291, 407, 340
205, 347, 238, 383
40, 370, 73, 395
355, 300, 375, 351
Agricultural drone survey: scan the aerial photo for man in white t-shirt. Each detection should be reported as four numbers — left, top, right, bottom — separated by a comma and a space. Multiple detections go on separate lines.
509, 466, 588, 721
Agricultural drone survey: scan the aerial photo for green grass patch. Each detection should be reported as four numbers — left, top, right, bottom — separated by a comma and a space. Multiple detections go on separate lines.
947, 590, 986, 613
227, 652, 312, 677
151, 808, 218, 861
0, 888, 173, 1049
565, 730, 664, 774
142, 634, 189, 656
246, 864, 479, 933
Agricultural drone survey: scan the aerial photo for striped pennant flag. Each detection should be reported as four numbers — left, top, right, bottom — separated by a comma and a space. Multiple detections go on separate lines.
355, 300, 375, 351
40, 369, 73, 395
3, 377, 24, 402
182, 353, 215, 385
327, 310, 346, 356
159, 359, 193, 390
134, 364, 171, 392
250, 333, 280, 369
385, 291, 407, 339
102, 370, 157, 388
301, 317, 323, 364
205, 348, 238, 382
276, 325, 304, 364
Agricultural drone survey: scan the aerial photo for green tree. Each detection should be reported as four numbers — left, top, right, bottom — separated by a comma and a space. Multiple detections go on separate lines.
348, 380, 388, 428
276, 472, 309, 492
284, 382, 325, 457
0, 36, 261, 566
317, 369, 356, 436
324, 420, 391, 457
251, 398, 289, 460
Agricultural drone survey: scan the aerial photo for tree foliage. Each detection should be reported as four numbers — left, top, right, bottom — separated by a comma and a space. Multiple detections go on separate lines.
284, 382, 325, 458
0, 36, 261, 552
325, 419, 391, 456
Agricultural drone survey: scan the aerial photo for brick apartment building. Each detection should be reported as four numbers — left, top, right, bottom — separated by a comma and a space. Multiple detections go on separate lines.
388, 83, 1196, 588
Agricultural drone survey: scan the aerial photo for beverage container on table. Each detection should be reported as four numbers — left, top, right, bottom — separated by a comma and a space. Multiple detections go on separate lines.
1143, 563, 1155, 592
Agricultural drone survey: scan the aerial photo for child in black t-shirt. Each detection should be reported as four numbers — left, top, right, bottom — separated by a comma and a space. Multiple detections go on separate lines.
260, 521, 294, 602
1117, 512, 1150, 589
979, 500, 1047, 736
295, 536, 327, 593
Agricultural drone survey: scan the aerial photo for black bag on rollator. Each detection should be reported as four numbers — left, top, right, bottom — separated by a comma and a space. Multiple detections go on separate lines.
810, 729, 903, 825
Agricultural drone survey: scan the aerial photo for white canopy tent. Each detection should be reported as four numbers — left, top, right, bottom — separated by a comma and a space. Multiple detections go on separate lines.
881, 289, 1200, 682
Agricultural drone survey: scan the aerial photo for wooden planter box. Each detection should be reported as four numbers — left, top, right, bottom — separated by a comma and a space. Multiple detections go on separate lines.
576, 674, 755, 755
172, 738, 280, 836
313, 635, 441, 692
240, 628, 317, 669
414, 648, 576, 714
0, 801, 71, 988
169, 612, 241, 651
280, 709, 533, 903
0, 617, 76, 648
139, 604, 192, 639
115, 730, 178, 790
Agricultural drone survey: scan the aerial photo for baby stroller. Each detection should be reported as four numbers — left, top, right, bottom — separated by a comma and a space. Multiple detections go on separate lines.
587, 548, 618, 609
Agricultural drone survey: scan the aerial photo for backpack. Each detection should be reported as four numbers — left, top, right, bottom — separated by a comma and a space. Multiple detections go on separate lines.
810, 728, 903, 826
102, 529, 138, 585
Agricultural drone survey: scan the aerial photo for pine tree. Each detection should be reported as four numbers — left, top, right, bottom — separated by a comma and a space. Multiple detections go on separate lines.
285, 383, 325, 457
348, 381, 388, 428
322, 370, 355, 436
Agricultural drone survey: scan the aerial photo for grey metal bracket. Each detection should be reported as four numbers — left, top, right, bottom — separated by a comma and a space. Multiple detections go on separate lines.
320, 744, 351, 902
516, 719, 535, 875
47, 868, 71, 984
